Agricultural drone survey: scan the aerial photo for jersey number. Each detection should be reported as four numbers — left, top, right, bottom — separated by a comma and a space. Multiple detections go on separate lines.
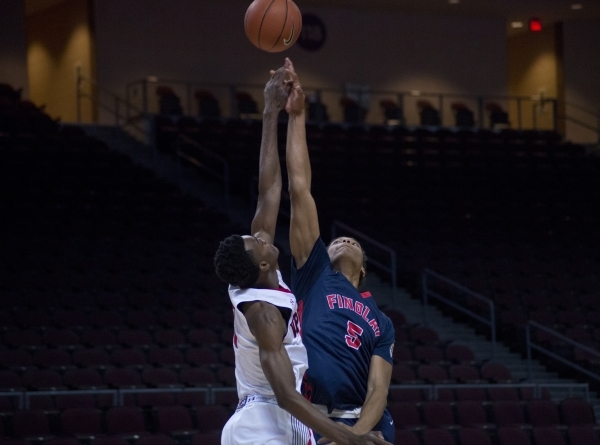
345, 321, 363, 350
290, 312, 300, 338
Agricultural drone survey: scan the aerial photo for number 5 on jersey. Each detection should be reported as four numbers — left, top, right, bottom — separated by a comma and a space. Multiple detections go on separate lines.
345, 320, 363, 350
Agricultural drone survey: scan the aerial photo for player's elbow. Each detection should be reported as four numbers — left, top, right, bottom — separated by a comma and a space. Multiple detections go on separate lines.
288, 179, 310, 196
272, 386, 296, 411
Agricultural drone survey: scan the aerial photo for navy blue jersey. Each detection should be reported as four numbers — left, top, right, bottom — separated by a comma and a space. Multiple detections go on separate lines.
291, 238, 395, 413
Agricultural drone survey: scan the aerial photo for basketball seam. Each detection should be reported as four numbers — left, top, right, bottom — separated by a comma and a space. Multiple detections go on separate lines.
258, 0, 277, 51
265, 0, 289, 51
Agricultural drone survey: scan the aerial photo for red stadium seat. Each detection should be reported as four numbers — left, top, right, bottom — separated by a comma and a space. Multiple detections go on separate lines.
106, 406, 150, 438
492, 401, 529, 428
104, 367, 144, 388
149, 348, 185, 367
455, 401, 495, 429
387, 402, 422, 430
458, 428, 493, 445
527, 400, 562, 427
568, 426, 600, 445
422, 428, 456, 445
532, 427, 567, 445
194, 405, 229, 433
187, 329, 220, 347
142, 368, 180, 388
72, 348, 111, 368
560, 398, 596, 426
498, 427, 532, 445
155, 329, 187, 348
180, 368, 216, 387
481, 363, 512, 382
11, 410, 53, 439
187, 348, 219, 367
63, 368, 105, 389
156, 406, 198, 437
60, 407, 103, 439
111, 348, 149, 368
422, 401, 457, 428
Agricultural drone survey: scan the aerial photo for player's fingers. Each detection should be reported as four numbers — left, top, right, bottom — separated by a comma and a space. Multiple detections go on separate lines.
316, 438, 334, 445
284, 68, 299, 83
285, 57, 296, 72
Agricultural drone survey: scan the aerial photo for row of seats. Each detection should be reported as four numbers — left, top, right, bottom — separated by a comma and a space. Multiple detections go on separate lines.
0, 309, 233, 331
0, 346, 234, 378
0, 328, 232, 350
389, 398, 596, 429
0, 405, 228, 439
0, 434, 220, 445
395, 425, 600, 445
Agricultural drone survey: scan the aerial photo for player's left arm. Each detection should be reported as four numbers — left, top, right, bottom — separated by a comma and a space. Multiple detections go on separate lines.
352, 355, 393, 435
250, 66, 288, 243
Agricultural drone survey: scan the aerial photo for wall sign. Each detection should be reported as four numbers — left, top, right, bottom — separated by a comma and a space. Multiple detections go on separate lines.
298, 13, 327, 52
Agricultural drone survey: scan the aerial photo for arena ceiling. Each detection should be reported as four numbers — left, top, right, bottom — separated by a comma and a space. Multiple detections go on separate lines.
26, 0, 600, 24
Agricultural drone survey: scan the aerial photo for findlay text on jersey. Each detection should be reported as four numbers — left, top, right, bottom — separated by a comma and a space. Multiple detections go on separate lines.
325, 293, 381, 337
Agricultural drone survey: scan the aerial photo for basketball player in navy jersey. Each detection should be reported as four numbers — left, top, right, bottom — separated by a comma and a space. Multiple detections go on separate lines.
214, 64, 391, 445
283, 59, 396, 444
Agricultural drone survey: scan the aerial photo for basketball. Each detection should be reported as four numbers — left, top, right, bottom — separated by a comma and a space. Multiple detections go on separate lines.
244, 0, 302, 52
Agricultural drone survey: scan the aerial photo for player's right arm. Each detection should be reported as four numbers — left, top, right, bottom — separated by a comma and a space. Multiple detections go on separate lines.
250, 66, 288, 244
284, 58, 321, 269
241, 300, 391, 445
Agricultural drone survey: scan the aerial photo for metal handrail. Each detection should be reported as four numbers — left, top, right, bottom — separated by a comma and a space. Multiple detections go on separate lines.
76, 70, 232, 213
25, 389, 119, 409
0, 391, 24, 409
126, 76, 559, 131
390, 382, 589, 401
5, 382, 591, 410
564, 101, 600, 144
526, 320, 600, 383
422, 269, 496, 361
77, 67, 147, 139
331, 220, 397, 302
177, 133, 230, 212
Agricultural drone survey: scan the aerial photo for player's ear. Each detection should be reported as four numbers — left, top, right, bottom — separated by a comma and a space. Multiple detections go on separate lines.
360, 267, 366, 279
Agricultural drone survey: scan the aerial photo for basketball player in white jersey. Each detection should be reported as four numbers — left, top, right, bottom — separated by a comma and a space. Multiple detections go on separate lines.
214, 63, 391, 445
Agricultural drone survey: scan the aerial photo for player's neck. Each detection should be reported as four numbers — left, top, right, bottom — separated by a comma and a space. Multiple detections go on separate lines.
332, 261, 360, 288
254, 269, 280, 290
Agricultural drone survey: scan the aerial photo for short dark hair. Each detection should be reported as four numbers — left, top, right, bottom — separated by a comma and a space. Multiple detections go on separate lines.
214, 234, 259, 288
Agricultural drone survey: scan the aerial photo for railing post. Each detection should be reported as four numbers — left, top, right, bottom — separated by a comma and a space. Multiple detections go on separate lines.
478, 96, 484, 129
597, 105, 600, 145
490, 301, 496, 361
390, 250, 397, 306
553, 99, 558, 133
422, 271, 429, 326
187, 82, 192, 116
397, 93, 405, 124
526, 323, 533, 382
76, 66, 82, 124
230, 85, 237, 118
142, 79, 148, 117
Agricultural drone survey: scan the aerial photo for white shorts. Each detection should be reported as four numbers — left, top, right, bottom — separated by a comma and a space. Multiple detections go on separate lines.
221, 395, 314, 445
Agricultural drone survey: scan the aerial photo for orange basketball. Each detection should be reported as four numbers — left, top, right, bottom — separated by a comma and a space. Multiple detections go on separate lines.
244, 0, 302, 52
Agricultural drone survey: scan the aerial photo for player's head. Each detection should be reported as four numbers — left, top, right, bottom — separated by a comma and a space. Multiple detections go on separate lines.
327, 237, 367, 287
214, 234, 279, 288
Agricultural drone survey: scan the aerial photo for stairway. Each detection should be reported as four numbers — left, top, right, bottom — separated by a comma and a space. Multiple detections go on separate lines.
366, 275, 600, 421
80, 123, 600, 422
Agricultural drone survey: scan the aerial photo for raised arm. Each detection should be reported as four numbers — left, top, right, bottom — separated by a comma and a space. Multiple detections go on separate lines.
250, 67, 288, 243
285, 59, 320, 268
241, 301, 391, 445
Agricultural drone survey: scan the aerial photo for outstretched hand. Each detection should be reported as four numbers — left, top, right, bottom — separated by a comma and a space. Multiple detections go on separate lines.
284, 58, 305, 115
264, 65, 289, 114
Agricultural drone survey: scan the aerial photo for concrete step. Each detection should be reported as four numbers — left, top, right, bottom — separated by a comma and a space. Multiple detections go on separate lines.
81, 123, 600, 424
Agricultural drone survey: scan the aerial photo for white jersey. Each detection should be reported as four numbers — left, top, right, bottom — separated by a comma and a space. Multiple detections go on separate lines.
228, 270, 308, 399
